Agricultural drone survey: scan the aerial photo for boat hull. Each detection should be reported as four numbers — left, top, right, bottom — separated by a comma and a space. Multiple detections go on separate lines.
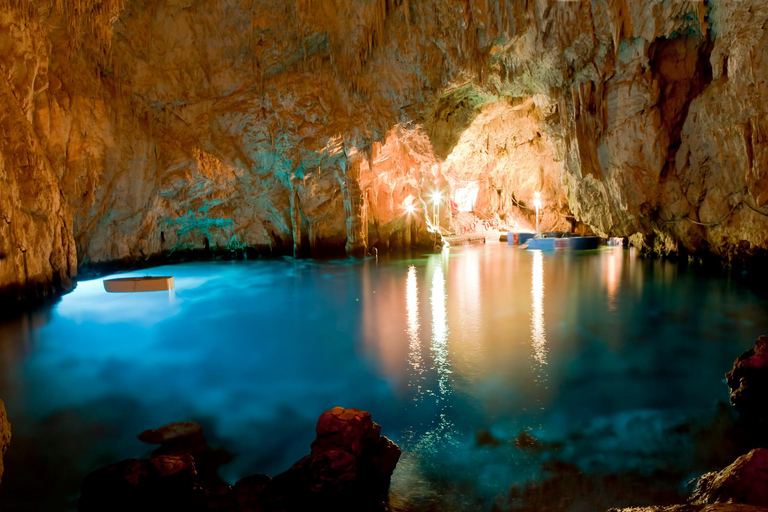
104, 277, 175, 293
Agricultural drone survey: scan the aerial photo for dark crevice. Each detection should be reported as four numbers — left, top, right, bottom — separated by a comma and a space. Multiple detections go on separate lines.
649, 32, 714, 181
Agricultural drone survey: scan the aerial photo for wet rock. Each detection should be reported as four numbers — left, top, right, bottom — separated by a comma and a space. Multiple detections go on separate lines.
476, 428, 501, 447
267, 407, 401, 511
0, 399, 9, 485
138, 421, 232, 487
691, 449, 768, 507
80, 408, 400, 512
78, 455, 206, 512
726, 336, 768, 420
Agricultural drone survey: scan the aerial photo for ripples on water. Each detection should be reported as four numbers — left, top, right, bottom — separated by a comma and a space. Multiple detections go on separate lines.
1, 244, 767, 511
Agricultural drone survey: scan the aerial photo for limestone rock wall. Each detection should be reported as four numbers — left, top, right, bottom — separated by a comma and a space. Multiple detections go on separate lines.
0, 0, 767, 302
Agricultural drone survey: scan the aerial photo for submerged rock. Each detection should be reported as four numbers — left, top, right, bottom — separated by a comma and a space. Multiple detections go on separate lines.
79, 407, 400, 512
726, 336, 768, 420
138, 420, 232, 488
514, 431, 544, 450
691, 449, 768, 508
0, 399, 9, 485
476, 428, 501, 447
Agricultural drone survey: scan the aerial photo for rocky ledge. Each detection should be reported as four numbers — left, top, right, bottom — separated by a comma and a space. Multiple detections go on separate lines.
78, 407, 401, 512
727, 335, 768, 422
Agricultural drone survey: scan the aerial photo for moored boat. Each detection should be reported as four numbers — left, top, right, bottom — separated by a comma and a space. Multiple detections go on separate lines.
104, 276, 175, 293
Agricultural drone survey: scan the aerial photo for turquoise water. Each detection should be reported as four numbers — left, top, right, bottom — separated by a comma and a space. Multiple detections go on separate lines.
0, 244, 767, 510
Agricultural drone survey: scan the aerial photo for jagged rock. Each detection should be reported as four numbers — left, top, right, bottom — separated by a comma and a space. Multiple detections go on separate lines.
138, 421, 232, 488
78, 455, 205, 512
265, 407, 401, 511
726, 336, 768, 420
0, 398, 10, 485
691, 449, 768, 507
80, 408, 400, 512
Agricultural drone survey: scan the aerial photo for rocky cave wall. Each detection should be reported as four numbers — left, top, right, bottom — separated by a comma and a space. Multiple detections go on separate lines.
0, 0, 767, 303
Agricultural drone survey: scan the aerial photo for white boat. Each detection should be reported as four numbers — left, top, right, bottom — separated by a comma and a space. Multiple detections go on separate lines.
104, 276, 175, 293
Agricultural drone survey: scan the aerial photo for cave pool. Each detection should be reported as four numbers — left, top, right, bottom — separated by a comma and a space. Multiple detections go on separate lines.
1, 243, 767, 511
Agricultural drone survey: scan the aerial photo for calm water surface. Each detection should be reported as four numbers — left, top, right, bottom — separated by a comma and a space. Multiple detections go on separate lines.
1, 244, 767, 511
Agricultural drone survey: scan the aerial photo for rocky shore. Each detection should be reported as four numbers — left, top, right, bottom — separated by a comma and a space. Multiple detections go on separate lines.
78, 407, 400, 512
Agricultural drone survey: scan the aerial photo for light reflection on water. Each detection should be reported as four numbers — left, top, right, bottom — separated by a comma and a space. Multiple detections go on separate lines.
0, 245, 767, 511
530, 250, 547, 366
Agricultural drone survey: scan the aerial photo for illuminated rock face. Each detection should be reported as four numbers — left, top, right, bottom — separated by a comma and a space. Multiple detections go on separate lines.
0, 0, 767, 301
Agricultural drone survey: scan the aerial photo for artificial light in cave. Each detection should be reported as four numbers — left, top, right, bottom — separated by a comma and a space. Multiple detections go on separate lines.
402, 196, 417, 216
533, 192, 543, 233
452, 183, 479, 212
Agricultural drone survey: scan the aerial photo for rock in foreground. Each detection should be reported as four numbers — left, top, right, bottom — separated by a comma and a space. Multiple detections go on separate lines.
79, 407, 400, 512
0, 399, 10, 485
609, 449, 768, 512
691, 449, 768, 508
726, 336, 768, 420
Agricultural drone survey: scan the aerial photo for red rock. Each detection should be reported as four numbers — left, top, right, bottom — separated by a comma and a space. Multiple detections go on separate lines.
726, 336, 768, 419
312, 407, 381, 457
692, 449, 768, 507
78, 454, 205, 512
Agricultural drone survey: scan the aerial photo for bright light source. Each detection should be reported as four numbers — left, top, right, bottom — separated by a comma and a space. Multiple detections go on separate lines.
432, 191, 442, 203
405, 204, 415, 215
533, 192, 542, 209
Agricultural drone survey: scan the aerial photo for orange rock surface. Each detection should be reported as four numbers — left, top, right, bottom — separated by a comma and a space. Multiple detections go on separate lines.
1, 1, 767, 302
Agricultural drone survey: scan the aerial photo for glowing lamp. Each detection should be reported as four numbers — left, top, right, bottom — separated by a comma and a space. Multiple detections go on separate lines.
533, 192, 542, 233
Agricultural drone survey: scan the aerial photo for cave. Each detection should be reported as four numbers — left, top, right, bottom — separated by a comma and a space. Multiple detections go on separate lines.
1, 1, 768, 511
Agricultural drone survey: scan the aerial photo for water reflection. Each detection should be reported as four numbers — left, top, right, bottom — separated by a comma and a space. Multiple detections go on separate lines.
414, 262, 457, 451
605, 247, 623, 312
406, 266, 424, 397
530, 250, 547, 365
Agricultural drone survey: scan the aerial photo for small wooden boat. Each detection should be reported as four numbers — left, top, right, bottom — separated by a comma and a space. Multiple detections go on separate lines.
104, 276, 175, 293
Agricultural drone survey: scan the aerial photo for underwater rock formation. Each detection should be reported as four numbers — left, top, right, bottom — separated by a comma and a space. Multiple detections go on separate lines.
727, 336, 768, 421
78, 407, 400, 512
1, 0, 767, 302
0, 398, 9, 484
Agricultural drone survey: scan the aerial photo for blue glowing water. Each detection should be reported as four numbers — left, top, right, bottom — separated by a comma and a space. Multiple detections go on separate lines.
0, 244, 767, 511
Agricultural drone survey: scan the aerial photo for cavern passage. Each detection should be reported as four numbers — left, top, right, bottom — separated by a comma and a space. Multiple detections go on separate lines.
2, 0, 768, 511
